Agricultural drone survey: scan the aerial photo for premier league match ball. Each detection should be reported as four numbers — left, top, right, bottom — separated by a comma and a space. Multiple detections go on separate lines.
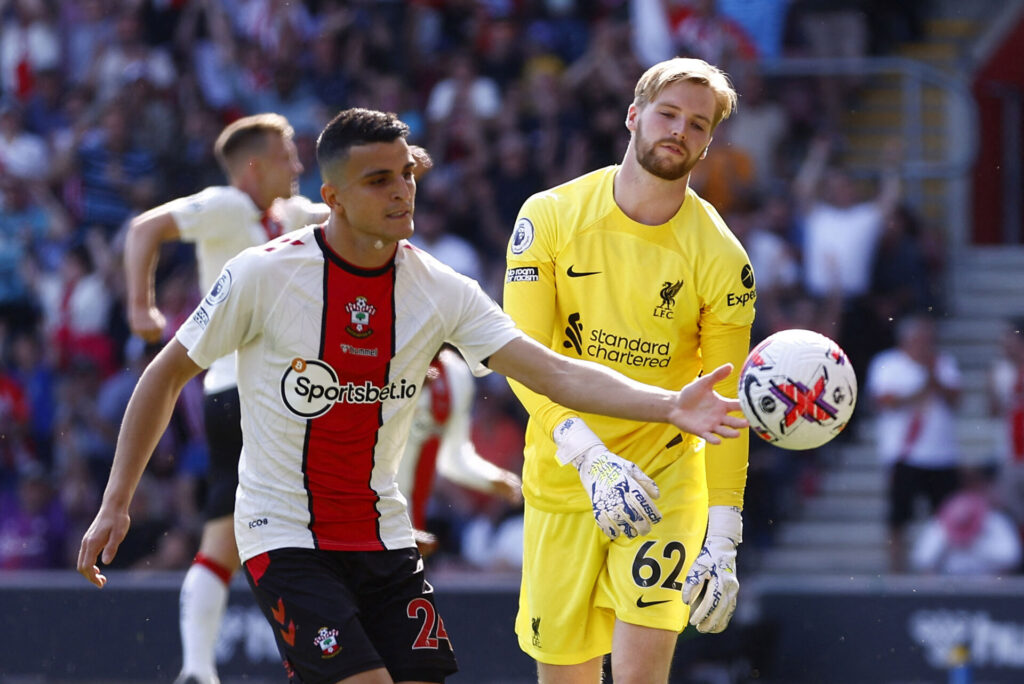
738, 329, 857, 450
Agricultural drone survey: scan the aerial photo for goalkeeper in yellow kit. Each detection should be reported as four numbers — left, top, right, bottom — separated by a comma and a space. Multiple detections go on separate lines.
503, 57, 755, 683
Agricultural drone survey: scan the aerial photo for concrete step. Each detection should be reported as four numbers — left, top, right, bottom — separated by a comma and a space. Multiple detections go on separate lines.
756, 547, 888, 574
954, 246, 1024, 269
939, 317, 1008, 343
949, 269, 1024, 294
801, 493, 887, 521
949, 293, 1024, 319
776, 520, 889, 548
818, 469, 887, 496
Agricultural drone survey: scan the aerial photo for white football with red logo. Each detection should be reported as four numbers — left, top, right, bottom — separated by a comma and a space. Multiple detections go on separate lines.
738, 329, 857, 450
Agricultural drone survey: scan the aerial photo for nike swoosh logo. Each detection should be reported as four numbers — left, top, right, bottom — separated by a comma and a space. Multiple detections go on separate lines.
636, 596, 672, 608
567, 265, 601, 277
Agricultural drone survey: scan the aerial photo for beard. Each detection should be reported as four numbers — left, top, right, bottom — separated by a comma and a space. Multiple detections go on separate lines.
634, 119, 702, 181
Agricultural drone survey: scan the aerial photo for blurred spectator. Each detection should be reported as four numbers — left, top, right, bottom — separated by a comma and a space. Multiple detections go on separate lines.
0, 0, 61, 101
36, 240, 115, 376
0, 461, 67, 569
7, 328, 56, 466
59, 0, 115, 87
0, 98, 50, 181
866, 314, 962, 572
986, 319, 1024, 527
794, 134, 901, 378
727, 63, 790, 190
717, 0, 791, 61
667, 0, 759, 72
865, 204, 939, 357
409, 199, 483, 283
51, 354, 110, 487
487, 129, 544, 231
232, 0, 315, 62
789, 0, 869, 125
247, 63, 326, 138
688, 123, 756, 216
425, 50, 502, 127
21, 66, 68, 141
0, 349, 34, 492
175, 0, 244, 116
86, 7, 176, 105
910, 466, 1022, 576
729, 195, 802, 339
304, 30, 352, 111
58, 103, 159, 236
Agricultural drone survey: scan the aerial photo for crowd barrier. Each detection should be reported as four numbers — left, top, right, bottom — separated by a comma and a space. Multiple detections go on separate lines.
2, 571, 1023, 682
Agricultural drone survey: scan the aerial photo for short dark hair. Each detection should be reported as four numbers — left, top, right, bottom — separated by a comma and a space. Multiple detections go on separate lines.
213, 113, 293, 174
316, 108, 409, 180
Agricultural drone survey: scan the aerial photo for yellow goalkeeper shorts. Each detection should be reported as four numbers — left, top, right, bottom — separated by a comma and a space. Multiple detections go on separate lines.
515, 450, 709, 665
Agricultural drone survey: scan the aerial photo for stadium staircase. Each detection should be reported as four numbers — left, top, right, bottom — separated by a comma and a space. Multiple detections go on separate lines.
753, 247, 1024, 576
753, 0, 1024, 575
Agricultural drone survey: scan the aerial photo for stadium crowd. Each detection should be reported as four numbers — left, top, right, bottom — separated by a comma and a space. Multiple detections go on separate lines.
0, 0, 1017, 576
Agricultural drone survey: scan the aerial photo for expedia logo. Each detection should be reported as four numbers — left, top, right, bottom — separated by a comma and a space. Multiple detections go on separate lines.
280, 358, 417, 418
741, 264, 755, 289
726, 290, 756, 306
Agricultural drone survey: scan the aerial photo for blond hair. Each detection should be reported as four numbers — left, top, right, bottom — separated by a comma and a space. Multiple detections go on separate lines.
213, 113, 294, 174
633, 58, 737, 128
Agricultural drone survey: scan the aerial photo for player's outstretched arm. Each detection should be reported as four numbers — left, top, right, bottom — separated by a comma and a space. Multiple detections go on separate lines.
124, 208, 182, 343
77, 340, 202, 588
487, 336, 747, 440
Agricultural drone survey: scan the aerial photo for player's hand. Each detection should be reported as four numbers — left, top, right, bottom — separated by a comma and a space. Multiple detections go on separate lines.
491, 469, 523, 505
128, 304, 167, 343
669, 364, 747, 444
413, 529, 439, 558
77, 507, 132, 588
682, 505, 742, 633
554, 417, 661, 540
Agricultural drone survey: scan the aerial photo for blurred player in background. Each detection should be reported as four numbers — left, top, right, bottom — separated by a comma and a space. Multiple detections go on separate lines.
124, 113, 328, 684
399, 346, 522, 557
504, 57, 754, 682
80, 107, 746, 684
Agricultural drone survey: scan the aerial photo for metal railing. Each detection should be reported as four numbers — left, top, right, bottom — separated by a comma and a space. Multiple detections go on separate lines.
758, 56, 979, 247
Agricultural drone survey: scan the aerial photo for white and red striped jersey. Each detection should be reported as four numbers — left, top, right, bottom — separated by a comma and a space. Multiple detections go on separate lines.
166, 186, 327, 393
175, 226, 521, 562
398, 348, 510, 529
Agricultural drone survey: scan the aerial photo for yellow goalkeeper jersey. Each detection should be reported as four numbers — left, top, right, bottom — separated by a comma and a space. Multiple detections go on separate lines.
504, 166, 755, 513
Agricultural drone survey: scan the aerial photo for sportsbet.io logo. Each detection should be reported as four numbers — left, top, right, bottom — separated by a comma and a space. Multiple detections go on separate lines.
280, 358, 418, 418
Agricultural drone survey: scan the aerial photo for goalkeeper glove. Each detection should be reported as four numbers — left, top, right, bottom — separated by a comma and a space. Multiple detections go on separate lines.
553, 417, 662, 540
682, 505, 742, 633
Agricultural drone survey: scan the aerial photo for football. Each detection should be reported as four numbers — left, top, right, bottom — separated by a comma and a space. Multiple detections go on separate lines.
738, 329, 857, 450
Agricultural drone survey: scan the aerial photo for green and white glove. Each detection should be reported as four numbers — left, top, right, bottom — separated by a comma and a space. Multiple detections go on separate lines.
553, 417, 662, 540
682, 505, 742, 633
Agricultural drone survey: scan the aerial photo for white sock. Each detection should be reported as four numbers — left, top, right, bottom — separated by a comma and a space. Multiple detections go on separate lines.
179, 560, 230, 680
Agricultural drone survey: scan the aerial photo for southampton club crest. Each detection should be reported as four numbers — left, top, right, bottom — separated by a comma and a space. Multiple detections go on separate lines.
345, 296, 375, 338
314, 626, 341, 658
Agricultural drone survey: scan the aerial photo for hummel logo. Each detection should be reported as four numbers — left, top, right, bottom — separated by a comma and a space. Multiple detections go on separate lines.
636, 596, 672, 608
567, 265, 601, 277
